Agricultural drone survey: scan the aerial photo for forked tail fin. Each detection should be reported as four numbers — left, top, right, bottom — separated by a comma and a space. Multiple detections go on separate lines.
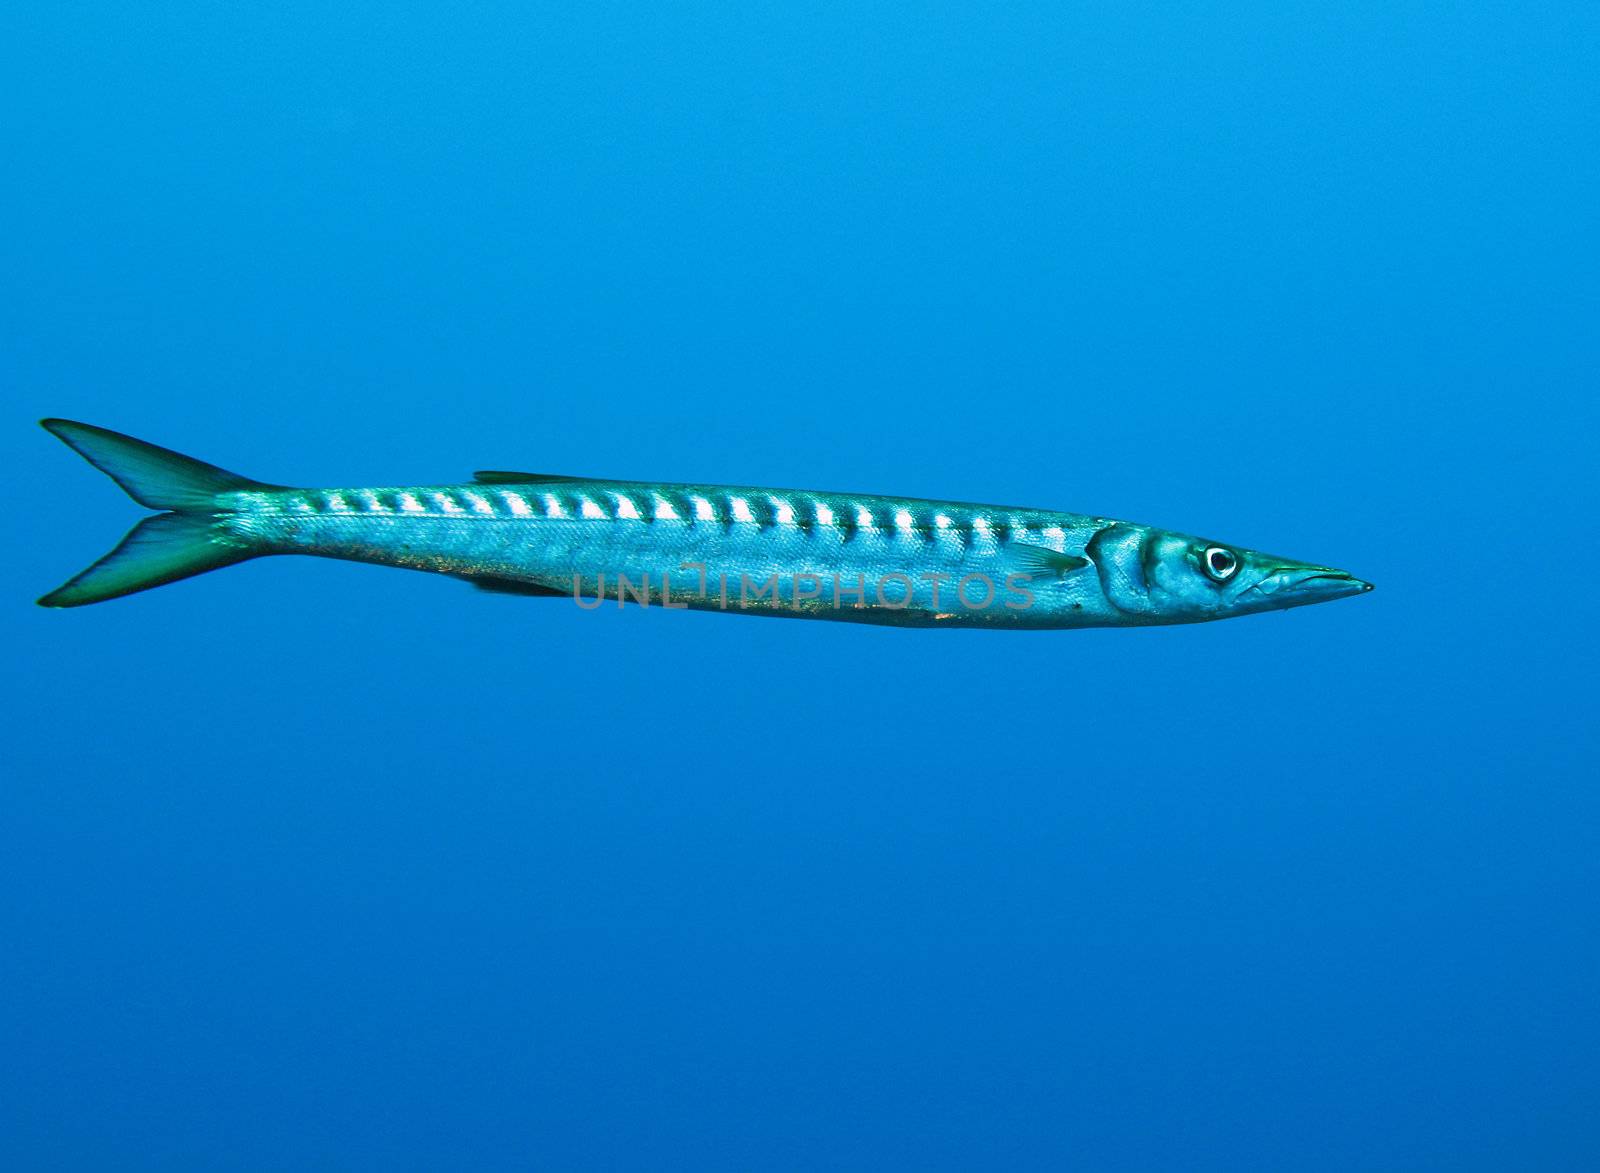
38, 419, 278, 607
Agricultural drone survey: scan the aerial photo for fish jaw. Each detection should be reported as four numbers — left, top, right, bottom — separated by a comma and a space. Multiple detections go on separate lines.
1233, 565, 1375, 612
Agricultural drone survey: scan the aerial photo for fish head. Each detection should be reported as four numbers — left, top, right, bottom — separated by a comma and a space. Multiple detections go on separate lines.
1085, 523, 1373, 623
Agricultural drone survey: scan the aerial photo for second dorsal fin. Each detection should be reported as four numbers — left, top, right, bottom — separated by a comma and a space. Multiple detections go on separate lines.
473, 470, 590, 485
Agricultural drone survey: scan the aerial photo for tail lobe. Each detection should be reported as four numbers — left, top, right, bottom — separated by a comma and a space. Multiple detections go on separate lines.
41, 418, 268, 509
38, 419, 279, 608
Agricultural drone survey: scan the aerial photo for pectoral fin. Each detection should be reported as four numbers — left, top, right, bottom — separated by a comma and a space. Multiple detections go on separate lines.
1006, 542, 1092, 578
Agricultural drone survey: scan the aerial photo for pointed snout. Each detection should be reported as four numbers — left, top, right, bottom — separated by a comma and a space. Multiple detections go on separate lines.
1241, 563, 1374, 610
1268, 566, 1373, 602
1301, 570, 1374, 599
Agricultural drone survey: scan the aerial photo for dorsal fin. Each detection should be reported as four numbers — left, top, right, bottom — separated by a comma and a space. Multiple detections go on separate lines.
473, 470, 590, 485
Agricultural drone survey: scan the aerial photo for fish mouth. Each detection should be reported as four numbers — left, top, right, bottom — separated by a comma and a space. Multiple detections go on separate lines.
1245, 566, 1375, 604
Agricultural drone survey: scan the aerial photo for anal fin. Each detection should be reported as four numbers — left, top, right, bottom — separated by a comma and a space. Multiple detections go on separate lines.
459, 573, 568, 598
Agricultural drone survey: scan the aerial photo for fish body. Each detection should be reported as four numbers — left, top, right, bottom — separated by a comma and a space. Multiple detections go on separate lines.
37, 420, 1373, 627
228, 477, 1119, 627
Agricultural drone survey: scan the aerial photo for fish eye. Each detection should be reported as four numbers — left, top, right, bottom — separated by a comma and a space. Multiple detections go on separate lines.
1202, 546, 1239, 583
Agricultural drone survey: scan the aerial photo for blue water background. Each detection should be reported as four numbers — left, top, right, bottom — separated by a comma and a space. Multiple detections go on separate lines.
4, 4, 1597, 1168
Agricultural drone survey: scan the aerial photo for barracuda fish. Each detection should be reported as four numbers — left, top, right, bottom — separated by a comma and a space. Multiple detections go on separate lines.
37, 419, 1373, 627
